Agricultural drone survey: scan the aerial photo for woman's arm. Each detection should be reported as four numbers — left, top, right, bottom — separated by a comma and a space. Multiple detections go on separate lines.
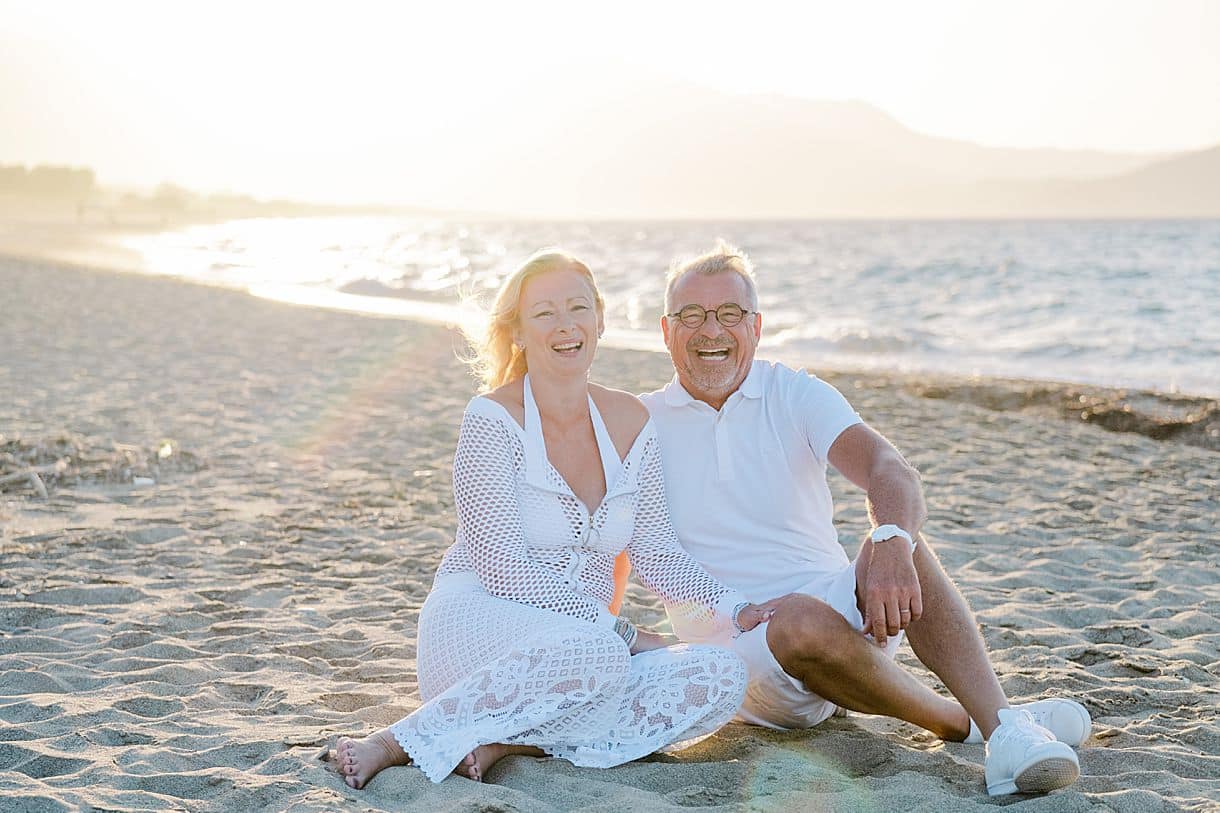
624, 431, 774, 634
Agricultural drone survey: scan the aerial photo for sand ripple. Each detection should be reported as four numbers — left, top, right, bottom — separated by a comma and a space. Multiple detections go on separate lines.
1, 259, 1216, 811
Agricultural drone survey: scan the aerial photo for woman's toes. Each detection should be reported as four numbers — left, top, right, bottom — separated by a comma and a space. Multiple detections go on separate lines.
335, 739, 360, 783
454, 752, 478, 780
469, 749, 487, 781
331, 731, 410, 790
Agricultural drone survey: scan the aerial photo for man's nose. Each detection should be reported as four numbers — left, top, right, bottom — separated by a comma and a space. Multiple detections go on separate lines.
696, 313, 724, 338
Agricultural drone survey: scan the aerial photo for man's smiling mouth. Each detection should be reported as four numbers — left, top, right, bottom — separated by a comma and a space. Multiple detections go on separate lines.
695, 348, 730, 361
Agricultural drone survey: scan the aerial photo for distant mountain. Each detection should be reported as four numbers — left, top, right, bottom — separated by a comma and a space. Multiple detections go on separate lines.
943, 145, 1220, 218
426, 72, 1214, 218
16, 66, 1205, 219
1059, 145, 1220, 216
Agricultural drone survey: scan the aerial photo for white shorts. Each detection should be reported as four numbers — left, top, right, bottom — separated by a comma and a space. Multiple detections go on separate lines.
730, 558, 904, 730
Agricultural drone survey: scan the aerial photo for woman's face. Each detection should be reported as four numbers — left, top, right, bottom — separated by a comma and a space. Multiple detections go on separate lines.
514, 266, 603, 381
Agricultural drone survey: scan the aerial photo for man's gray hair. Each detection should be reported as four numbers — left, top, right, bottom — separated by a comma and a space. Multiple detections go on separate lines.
664, 240, 759, 313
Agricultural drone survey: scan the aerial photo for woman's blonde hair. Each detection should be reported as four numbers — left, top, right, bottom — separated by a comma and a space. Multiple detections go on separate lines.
466, 249, 605, 391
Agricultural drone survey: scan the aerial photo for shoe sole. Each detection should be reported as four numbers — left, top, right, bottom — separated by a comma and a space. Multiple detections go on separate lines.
987, 743, 1080, 796
1015, 756, 1080, 793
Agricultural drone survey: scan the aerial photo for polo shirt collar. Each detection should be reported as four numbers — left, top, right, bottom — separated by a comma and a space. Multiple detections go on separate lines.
739, 362, 765, 399
662, 361, 765, 408
662, 376, 695, 407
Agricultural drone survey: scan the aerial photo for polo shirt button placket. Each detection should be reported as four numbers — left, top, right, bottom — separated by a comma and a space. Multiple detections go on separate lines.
714, 403, 734, 482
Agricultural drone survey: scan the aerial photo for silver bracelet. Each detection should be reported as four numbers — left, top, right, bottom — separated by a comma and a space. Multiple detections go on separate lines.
731, 600, 752, 635
613, 616, 637, 648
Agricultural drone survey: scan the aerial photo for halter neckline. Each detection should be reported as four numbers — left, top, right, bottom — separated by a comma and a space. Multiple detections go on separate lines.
523, 374, 622, 513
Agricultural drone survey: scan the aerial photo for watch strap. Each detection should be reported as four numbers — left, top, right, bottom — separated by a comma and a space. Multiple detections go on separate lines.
871, 524, 915, 550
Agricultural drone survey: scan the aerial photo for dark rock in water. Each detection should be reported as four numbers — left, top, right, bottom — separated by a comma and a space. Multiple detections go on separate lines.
1078, 397, 1217, 447
337, 278, 398, 297
909, 380, 1219, 451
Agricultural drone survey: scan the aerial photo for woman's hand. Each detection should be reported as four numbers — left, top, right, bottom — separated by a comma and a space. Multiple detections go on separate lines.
630, 629, 678, 654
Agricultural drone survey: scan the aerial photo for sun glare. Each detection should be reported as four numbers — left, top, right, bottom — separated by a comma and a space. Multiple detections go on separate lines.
1, 0, 1217, 206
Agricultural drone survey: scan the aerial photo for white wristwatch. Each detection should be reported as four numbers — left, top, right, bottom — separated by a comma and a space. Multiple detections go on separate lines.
871, 524, 915, 551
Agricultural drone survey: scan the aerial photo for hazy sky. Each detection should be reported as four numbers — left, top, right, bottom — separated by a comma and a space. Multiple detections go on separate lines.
2, 0, 1218, 203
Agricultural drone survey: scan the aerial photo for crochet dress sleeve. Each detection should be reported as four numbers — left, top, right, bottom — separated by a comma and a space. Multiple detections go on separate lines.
452, 406, 616, 627
626, 431, 749, 629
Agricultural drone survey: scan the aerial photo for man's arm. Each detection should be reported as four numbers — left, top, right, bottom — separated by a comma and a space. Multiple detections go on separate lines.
827, 422, 928, 646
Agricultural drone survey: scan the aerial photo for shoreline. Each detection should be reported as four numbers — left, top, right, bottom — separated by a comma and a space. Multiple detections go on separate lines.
2, 254, 1217, 810
6, 211, 1220, 405
2, 222, 1215, 452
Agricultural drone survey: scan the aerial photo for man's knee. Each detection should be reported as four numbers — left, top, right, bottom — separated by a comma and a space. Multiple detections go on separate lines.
765, 595, 856, 672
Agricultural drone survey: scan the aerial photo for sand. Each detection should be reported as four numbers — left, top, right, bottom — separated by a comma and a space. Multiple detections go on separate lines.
1, 253, 1217, 812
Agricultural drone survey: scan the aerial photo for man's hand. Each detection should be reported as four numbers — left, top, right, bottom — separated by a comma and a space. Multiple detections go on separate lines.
734, 597, 789, 633
630, 629, 678, 654
862, 541, 922, 648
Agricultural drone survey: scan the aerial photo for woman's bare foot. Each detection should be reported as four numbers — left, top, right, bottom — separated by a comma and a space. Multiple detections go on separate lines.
451, 744, 545, 782
334, 729, 411, 789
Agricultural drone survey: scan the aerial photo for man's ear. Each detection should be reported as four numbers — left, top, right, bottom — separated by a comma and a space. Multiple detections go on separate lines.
752, 311, 762, 341
660, 314, 672, 348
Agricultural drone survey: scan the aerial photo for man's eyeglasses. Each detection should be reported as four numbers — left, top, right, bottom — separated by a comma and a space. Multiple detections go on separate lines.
666, 302, 755, 329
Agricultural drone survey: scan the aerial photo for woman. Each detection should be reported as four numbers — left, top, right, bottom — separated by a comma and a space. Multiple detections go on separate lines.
334, 250, 776, 788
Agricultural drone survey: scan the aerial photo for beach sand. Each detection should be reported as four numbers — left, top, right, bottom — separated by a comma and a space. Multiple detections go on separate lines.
1, 254, 1217, 811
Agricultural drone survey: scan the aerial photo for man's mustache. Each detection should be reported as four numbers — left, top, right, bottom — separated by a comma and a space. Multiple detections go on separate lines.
687, 334, 737, 349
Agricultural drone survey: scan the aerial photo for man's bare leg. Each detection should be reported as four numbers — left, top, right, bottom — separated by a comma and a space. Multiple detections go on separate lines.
768, 536, 1012, 741
880, 535, 1010, 738
766, 595, 971, 741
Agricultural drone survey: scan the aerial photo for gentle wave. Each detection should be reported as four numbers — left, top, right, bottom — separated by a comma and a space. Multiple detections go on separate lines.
122, 216, 1220, 398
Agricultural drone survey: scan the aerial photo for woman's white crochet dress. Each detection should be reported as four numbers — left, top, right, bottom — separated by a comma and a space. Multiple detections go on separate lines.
390, 376, 749, 782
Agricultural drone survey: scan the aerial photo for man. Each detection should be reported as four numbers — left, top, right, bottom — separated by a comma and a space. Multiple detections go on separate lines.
639, 242, 1090, 797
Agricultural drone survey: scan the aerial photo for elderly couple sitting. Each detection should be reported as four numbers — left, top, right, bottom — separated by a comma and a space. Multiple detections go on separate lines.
327, 243, 1090, 798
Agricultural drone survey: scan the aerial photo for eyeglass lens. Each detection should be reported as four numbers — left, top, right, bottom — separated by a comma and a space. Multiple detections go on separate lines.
678, 303, 746, 328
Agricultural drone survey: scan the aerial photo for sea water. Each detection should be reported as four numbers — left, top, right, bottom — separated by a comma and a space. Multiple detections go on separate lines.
122, 217, 1220, 397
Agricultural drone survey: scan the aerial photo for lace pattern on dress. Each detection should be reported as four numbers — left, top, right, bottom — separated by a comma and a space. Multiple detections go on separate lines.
395, 380, 747, 781
394, 584, 746, 782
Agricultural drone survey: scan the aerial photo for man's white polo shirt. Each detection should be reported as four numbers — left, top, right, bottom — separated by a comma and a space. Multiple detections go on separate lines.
640, 360, 862, 639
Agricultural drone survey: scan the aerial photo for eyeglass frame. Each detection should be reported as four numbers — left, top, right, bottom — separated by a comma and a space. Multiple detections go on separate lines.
664, 302, 758, 329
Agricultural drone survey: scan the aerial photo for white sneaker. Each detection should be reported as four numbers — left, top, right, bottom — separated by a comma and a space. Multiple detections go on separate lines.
965, 698, 1092, 746
985, 709, 1080, 796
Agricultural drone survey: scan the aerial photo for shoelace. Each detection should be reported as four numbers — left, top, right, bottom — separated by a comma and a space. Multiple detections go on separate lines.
994, 710, 1051, 752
